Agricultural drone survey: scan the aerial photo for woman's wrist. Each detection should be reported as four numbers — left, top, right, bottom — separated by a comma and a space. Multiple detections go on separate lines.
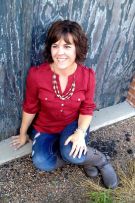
74, 127, 87, 137
19, 129, 27, 136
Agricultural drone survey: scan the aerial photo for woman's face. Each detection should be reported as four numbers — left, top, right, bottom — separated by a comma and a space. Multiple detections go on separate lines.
51, 34, 76, 70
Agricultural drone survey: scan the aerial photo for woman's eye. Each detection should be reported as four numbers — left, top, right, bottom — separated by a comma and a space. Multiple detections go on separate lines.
52, 45, 57, 48
65, 45, 71, 48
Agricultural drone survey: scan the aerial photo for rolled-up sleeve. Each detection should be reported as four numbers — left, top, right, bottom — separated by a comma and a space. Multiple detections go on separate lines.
79, 68, 96, 115
23, 67, 39, 114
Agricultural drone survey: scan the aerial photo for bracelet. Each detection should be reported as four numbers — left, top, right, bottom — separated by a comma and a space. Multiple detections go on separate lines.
74, 127, 87, 136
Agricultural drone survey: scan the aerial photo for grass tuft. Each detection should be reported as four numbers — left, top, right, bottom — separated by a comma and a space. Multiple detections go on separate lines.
90, 190, 113, 203
76, 160, 135, 203
113, 160, 135, 202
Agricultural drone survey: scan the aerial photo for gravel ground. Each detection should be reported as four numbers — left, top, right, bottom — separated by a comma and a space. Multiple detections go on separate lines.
0, 116, 135, 203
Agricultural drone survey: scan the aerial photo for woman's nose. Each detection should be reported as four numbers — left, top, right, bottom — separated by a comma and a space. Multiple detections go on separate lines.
57, 47, 64, 54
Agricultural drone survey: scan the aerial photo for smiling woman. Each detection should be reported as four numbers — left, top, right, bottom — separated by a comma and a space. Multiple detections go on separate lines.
11, 20, 118, 189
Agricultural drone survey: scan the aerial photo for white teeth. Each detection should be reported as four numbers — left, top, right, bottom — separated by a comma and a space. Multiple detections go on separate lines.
57, 58, 67, 62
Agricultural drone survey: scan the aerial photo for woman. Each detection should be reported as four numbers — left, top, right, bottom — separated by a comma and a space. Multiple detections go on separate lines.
11, 20, 118, 189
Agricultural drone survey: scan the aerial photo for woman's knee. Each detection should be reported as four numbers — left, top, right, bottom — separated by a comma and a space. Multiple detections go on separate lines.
32, 152, 56, 172
60, 143, 86, 165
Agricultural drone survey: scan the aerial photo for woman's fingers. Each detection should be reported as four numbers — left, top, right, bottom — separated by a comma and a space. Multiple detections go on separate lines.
70, 144, 87, 159
72, 145, 80, 158
69, 143, 77, 156
10, 141, 20, 148
12, 142, 23, 149
78, 147, 84, 159
64, 136, 72, 145
71, 145, 87, 159
14, 143, 22, 150
10, 137, 20, 144
10, 136, 23, 149
83, 146, 87, 155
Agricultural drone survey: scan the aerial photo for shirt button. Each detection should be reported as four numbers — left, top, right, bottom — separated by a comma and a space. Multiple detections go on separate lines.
60, 109, 63, 112
78, 98, 81, 101
45, 97, 48, 100
61, 103, 64, 106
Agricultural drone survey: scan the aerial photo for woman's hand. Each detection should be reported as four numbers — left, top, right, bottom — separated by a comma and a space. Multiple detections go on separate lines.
10, 134, 30, 150
64, 132, 87, 159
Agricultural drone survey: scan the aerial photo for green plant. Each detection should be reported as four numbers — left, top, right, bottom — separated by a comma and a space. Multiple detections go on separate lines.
90, 190, 113, 203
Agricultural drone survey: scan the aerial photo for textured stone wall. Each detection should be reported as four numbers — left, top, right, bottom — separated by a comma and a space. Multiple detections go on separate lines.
0, 0, 135, 140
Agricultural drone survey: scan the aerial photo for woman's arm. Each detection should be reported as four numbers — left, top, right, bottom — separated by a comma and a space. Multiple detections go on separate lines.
10, 111, 36, 149
78, 114, 92, 136
11, 67, 39, 149
64, 68, 96, 158
20, 111, 36, 135
64, 114, 93, 159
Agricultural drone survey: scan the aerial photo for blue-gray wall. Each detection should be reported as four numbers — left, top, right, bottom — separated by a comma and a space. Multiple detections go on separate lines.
0, 0, 135, 140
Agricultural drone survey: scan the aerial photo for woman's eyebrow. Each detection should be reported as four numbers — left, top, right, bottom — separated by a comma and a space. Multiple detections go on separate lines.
52, 40, 73, 45
64, 41, 72, 45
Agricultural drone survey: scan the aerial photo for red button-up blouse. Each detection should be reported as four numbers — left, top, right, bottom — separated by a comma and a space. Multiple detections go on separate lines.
23, 63, 96, 133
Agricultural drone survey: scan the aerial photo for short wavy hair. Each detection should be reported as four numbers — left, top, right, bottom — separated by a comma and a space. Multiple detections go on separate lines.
44, 20, 88, 63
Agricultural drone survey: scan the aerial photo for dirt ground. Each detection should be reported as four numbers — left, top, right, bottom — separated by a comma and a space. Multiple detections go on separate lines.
0, 116, 135, 203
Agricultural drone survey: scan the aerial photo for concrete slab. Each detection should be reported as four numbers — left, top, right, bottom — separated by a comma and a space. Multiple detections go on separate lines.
90, 101, 135, 131
0, 101, 135, 166
0, 139, 32, 165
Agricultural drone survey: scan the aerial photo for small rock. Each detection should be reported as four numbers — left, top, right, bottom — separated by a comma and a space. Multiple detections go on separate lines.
127, 149, 133, 154
126, 137, 131, 142
64, 172, 68, 179
125, 133, 132, 137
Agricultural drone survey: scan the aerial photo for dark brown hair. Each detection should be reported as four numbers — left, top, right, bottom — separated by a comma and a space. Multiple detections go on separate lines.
44, 20, 88, 63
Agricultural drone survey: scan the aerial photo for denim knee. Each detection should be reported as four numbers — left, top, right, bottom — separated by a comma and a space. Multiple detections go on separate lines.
32, 152, 56, 172
31, 130, 59, 172
60, 123, 87, 165
60, 143, 86, 165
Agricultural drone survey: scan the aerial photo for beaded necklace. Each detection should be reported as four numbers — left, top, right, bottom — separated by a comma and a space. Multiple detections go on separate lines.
52, 67, 76, 100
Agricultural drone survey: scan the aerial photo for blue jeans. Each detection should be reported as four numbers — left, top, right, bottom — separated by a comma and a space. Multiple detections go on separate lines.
30, 120, 90, 171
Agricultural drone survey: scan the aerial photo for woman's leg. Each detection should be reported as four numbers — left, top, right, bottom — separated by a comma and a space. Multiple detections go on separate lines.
60, 121, 98, 177
59, 120, 90, 164
59, 121, 118, 189
31, 130, 66, 171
